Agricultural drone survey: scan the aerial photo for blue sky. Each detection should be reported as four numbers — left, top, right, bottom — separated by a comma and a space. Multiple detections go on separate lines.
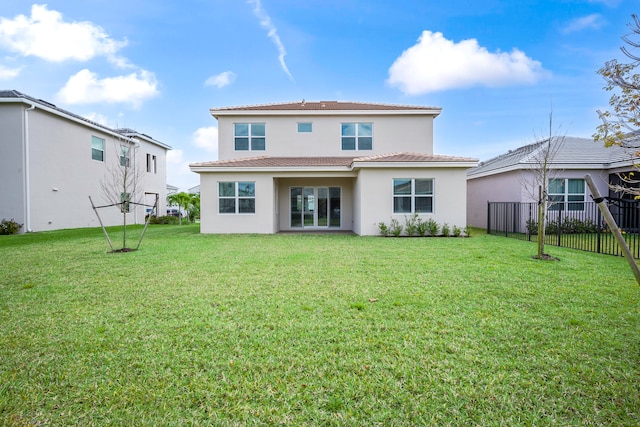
0, 0, 637, 191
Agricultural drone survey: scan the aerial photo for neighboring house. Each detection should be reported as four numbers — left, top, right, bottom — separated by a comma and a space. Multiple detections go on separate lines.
466, 136, 638, 228
0, 90, 171, 233
189, 101, 477, 235
188, 185, 201, 194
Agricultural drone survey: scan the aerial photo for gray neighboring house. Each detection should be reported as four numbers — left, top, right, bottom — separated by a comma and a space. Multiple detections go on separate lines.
0, 90, 171, 233
466, 136, 637, 228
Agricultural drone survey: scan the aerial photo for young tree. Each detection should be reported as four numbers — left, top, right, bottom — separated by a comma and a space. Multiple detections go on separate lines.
99, 137, 145, 250
594, 14, 640, 197
519, 113, 566, 259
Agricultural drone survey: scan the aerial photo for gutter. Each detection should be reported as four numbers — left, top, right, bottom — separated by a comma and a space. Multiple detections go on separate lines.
23, 102, 36, 232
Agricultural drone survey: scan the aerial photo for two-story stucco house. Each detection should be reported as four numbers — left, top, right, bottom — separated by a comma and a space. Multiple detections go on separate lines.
0, 90, 171, 233
190, 101, 477, 235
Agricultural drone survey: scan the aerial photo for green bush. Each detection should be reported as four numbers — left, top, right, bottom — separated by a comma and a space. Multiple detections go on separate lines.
425, 219, 439, 236
389, 218, 403, 237
377, 221, 390, 237
404, 213, 420, 236
527, 217, 598, 235
441, 223, 451, 237
0, 219, 22, 235
453, 225, 462, 237
149, 215, 180, 225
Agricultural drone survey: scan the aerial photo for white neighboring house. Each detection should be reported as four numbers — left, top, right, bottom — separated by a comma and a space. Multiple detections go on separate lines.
0, 90, 171, 233
190, 101, 477, 235
466, 136, 638, 228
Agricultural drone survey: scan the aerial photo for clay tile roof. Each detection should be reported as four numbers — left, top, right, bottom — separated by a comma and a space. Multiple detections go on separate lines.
354, 152, 478, 163
211, 100, 440, 111
189, 156, 357, 168
190, 153, 478, 169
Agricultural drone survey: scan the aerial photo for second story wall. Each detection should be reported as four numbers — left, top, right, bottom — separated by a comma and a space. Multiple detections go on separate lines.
216, 113, 435, 160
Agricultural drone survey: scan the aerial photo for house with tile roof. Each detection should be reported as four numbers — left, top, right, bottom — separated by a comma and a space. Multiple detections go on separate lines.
0, 90, 171, 233
466, 136, 638, 228
189, 100, 477, 235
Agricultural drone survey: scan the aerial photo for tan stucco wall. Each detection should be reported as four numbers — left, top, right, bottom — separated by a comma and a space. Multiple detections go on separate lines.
357, 167, 470, 236
217, 114, 434, 160
199, 172, 276, 234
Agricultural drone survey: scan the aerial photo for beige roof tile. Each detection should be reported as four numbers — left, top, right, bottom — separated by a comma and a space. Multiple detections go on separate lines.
190, 153, 477, 169
211, 100, 440, 112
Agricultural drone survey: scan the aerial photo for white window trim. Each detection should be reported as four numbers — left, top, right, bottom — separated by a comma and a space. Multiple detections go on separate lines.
341, 122, 373, 151
91, 136, 105, 162
548, 178, 586, 212
218, 181, 256, 215
234, 123, 266, 151
392, 178, 434, 214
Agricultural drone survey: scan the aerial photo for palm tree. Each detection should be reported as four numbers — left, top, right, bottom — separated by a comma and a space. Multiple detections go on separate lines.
167, 192, 192, 225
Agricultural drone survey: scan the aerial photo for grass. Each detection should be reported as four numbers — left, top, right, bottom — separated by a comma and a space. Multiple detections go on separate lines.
0, 225, 638, 426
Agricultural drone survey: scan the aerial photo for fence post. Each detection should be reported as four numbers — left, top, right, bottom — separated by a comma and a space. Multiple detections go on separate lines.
487, 201, 491, 235
597, 205, 602, 255
557, 203, 562, 247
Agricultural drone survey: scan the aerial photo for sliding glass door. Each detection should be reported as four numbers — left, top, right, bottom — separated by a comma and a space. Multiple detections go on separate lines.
290, 187, 341, 228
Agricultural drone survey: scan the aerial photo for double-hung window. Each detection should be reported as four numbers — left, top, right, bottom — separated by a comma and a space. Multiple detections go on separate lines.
341, 123, 372, 150
393, 178, 434, 214
234, 123, 266, 151
91, 136, 104, 161
219, 182, 256, 214
548, 178, 585, 211
120, 145, 130, 167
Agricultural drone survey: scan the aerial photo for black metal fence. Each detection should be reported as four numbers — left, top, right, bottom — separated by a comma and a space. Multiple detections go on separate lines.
487, 200, 640, 258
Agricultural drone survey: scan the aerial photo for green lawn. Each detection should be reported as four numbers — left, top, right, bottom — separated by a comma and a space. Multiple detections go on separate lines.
0, 225, 638, 426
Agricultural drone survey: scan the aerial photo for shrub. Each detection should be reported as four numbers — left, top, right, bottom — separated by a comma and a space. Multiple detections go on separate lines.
441, 223, 451, 237
453, 225, 461, 237
0, 218, 23, 235
464, 226, 472, 237
527, 217, 598, 235
404, 213, 420, 236
149, 215, 180, 225
389, 218, 403, 237
416, 217, 428, 236
425, 219, 439, 236
378, 221, 390, 237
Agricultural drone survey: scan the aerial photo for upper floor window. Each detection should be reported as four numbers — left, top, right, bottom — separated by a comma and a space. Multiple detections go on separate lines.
393, 178, 433, 214
146, 153, 157, 173
297, 122, 312, 133
234, 123, 265, 151
120, 145, 130, 167
548, 178, 585, 211
341, 122, 372, 150
219, 181, 256, 214
91, 136, 104, 161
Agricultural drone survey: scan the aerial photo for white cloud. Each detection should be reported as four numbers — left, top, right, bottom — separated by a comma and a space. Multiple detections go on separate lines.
193, 126, 219, 156
562, 14, 606, 33
205, 71, 236, 88
167, 149, 184, 166
0, 4, 127, 65
247, 0, 294, 82
0, 64, 21, 79
387, 31, 548, 95
56, 68, 159, 108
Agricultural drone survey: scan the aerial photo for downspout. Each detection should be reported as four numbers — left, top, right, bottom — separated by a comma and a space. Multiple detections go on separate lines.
23, 102, 36, 232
